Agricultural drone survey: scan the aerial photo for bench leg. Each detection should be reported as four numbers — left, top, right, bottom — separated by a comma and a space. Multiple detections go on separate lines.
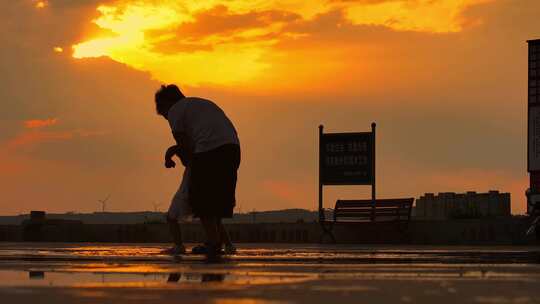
397, 222, 411, 243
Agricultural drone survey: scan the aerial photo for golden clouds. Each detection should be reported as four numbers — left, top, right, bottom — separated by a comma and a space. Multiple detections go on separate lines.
343, 0, 494, 32
72, 1, 289, 85
72, 0, 492, 86
72, 3, 180, 59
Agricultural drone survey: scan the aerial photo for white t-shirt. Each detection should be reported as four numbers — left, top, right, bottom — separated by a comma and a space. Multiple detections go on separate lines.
167, 97, 240, 153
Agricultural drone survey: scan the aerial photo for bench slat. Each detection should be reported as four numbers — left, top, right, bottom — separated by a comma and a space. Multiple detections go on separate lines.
336, 207, 411, 212
336, 199, 414, 206
335, 218, 409, 223
337, 198, 414, 203
337, 206, 410, 211
336, 200, 413, 207
337, 198, 413, 203
332, 198, 414, 224
335, 212, 410, 218
336, 207, 410, 213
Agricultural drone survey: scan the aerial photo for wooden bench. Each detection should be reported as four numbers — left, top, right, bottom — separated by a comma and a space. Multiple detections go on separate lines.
320, 198, 414, 243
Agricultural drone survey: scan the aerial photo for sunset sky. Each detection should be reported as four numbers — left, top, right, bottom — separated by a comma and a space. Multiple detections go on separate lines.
0, 0, 538, 215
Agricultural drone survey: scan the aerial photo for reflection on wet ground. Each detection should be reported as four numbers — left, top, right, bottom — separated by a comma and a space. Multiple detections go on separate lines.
0, 269, 310, 288
0, 243, 539, 303
1, 243, 539, 263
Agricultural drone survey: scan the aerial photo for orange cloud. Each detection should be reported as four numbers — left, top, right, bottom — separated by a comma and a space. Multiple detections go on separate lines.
5, 129, 106, 150
342, 0, 494, 33
71, 0, 491, 87
169, 5, 300, 38
24, 118, 59, 129
7, 130, 74, 148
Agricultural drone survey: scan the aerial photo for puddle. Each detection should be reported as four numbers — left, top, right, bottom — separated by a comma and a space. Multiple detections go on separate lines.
1, 244, 539, 264
0, 270, 311, 288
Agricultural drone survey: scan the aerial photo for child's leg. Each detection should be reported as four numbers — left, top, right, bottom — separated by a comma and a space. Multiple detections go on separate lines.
162, 211, 186, 255
167, 215, 183, 247
167, 167, 189, 249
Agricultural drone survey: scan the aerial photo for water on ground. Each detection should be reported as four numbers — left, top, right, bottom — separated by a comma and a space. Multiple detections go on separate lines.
0, 243, 539, 303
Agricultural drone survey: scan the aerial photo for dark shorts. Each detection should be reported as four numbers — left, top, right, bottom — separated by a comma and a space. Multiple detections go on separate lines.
189, 144, 241, 218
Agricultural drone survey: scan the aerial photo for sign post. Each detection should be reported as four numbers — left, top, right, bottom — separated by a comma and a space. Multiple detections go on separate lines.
371, 123, 376, 221
318, 123, 376, 224
318, 125, 324, 223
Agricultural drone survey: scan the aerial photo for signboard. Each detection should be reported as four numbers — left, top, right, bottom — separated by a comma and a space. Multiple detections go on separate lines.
318, 123, 376, 223
319, 132, 373, 185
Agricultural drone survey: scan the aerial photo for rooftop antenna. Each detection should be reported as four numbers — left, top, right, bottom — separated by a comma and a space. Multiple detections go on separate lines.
152, 202, 161, 212
98, 194, 111, 213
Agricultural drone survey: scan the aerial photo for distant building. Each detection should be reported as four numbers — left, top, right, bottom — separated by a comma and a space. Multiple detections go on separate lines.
415, 191, 511, 220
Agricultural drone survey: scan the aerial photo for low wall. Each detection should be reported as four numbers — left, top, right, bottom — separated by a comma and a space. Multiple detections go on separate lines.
0, 218, 537, 245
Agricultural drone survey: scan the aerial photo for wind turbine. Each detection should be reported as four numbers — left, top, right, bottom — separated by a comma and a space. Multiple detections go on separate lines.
98, 194, 111, 213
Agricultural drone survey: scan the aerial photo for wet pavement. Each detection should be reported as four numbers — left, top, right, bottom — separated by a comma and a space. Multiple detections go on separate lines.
0, 243, 539, 303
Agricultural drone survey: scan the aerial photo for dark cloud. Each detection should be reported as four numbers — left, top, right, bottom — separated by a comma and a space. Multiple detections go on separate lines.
177, 5, 300, 37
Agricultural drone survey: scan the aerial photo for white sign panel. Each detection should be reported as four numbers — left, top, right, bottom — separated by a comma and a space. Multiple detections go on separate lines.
529, 106, 540, 171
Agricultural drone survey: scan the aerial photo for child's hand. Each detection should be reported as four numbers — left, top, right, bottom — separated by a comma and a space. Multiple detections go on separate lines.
165, 158, 176, 168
